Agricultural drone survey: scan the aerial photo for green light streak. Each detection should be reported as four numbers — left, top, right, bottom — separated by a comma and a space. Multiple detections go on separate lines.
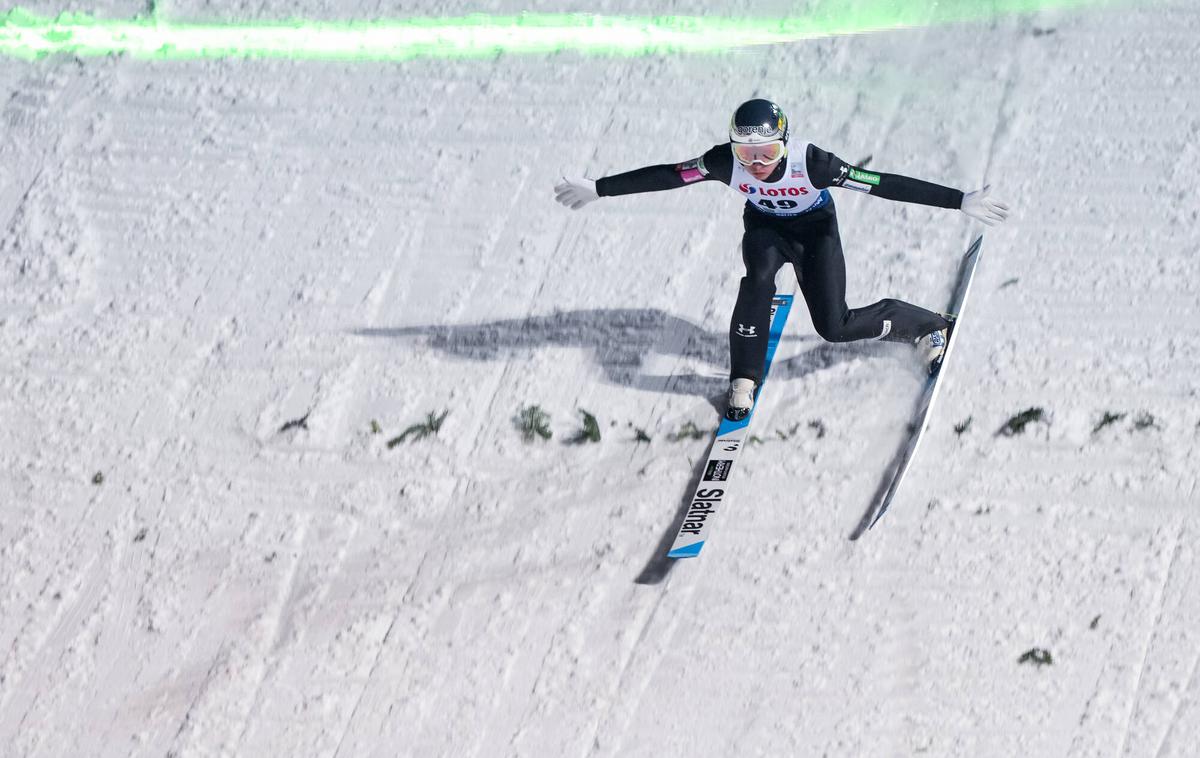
1, 2, 1115, 62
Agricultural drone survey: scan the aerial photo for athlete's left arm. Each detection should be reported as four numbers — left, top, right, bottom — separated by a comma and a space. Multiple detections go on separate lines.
806, 144, 963, 209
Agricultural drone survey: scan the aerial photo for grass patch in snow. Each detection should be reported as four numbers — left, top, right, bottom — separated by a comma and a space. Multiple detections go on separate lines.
388, 410, 449, 447
808, 419, 826, 439
996, 407, 1045, 437
1091, 411, 1125, 435
1017, 648, 1053, 667
1090, 410, 1158, 434
669, 420, 709, 441
517, 405, 552, 442
279, 412, 310, 433
570, 409, 601, 444
954, 416, 973, 435
623, 420, 651, 443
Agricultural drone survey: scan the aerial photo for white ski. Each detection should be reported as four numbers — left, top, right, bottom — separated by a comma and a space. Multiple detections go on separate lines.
850, 235, 984, 539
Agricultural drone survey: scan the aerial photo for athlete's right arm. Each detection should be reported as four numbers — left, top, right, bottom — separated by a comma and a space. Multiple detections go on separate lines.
554, 145, 731, 210
597, 145, 731, 197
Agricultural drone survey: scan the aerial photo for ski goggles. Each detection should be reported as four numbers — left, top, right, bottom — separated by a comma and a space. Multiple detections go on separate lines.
732, 140, 786, 166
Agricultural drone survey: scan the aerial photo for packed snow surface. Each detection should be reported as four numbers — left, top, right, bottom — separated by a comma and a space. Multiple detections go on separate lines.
1, 1, 1198, 756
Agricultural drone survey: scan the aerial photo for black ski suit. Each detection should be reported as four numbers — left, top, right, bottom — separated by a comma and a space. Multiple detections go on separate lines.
595, 142, 963, 384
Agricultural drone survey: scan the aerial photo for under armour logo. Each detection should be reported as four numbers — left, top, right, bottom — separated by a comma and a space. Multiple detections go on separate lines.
736, 324, 758, 337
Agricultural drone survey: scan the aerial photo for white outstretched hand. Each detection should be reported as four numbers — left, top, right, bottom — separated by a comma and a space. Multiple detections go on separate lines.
554, 177, 599, 210
961, 185, 1010, 227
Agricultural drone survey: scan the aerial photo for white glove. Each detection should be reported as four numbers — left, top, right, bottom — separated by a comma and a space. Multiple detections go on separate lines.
960, 185, 1010, 227
554, 177, 599, 210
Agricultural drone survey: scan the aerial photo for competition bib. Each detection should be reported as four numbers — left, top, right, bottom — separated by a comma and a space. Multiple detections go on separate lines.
729, 143, 830, 217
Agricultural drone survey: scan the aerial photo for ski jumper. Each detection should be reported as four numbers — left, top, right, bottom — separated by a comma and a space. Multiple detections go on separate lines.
595, 142, 964, 384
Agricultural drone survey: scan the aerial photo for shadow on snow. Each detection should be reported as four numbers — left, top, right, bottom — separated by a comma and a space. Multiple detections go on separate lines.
355, 308, 893, 585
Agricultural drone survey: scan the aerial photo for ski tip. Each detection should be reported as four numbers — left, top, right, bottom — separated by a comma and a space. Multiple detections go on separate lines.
668, 541, 705, 559
848, 511, 880, 541
966, 234, 984, 257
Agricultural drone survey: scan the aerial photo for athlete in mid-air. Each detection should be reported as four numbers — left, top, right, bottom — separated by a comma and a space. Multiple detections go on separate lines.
554, 98, 1009, 420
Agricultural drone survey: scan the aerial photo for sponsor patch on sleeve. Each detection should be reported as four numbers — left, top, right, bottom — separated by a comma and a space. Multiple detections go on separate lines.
848, 167, 881, 185
675, 156, 708, 184
843, 179, 873, 193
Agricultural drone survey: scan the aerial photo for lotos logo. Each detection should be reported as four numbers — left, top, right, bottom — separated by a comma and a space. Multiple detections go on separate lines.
738, 183, 808, 197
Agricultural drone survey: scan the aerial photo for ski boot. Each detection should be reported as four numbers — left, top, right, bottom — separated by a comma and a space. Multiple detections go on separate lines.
921, 315, 956, 375
725, 378, 757, 421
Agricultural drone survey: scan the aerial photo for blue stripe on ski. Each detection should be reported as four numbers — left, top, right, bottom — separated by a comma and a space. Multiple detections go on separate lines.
715, 294, 793, 432
763, 295, 792, 378
667, 541, 705, 559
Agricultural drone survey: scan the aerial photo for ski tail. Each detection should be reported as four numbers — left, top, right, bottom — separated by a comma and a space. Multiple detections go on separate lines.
667, 294, 793, 559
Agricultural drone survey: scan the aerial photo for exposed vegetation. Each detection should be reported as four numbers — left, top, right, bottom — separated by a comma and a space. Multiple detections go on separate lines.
278, 412, 310, 433
517, 405, 553, 442
1091, 411, 1125, 435
388, 410, 449, 447
997, 407, 1045, 437
1017, 648, 1054, 667
1133, 412, 1157, 431
570, 409, 601, 444
669, 421, 708, 442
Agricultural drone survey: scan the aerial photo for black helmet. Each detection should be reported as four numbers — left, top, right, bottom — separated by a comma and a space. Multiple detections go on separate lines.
729, 99, 790, 145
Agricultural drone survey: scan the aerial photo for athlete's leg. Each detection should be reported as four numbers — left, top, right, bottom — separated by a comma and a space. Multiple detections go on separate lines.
797, 214, 948, 343
729, 226, 789, 383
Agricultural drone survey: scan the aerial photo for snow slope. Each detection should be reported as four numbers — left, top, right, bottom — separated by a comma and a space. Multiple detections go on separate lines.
1, 1, 1198, 756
